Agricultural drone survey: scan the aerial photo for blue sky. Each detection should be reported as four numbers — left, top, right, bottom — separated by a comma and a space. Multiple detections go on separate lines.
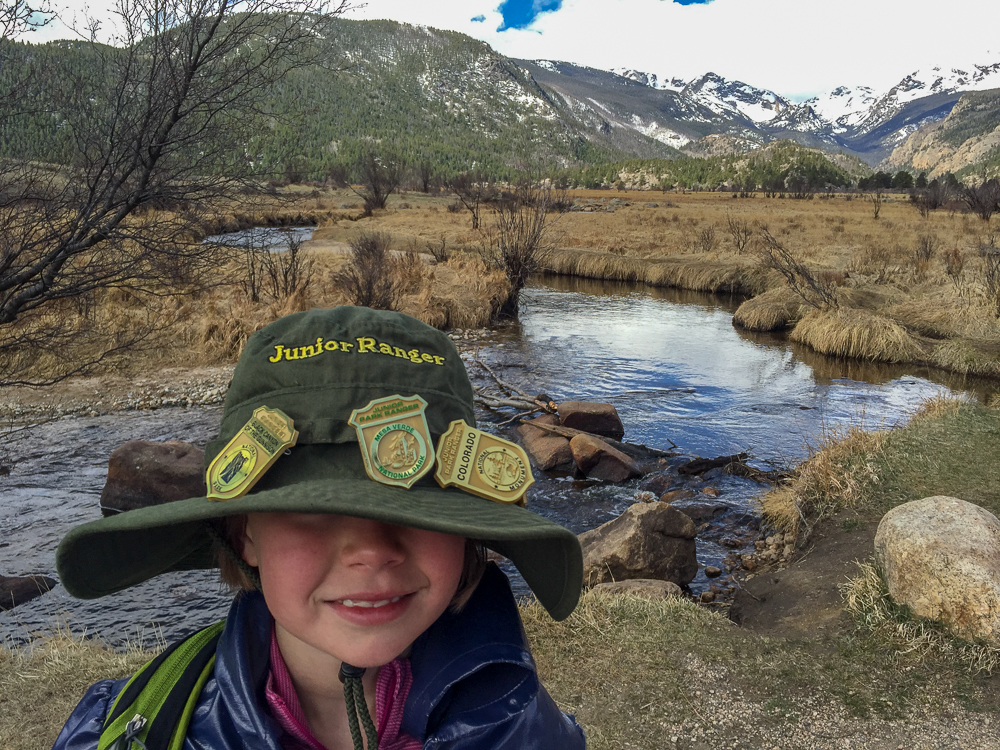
21, 0, 998, 100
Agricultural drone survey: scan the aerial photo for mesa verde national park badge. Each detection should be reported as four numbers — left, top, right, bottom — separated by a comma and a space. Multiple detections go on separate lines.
349, 395, 434, 488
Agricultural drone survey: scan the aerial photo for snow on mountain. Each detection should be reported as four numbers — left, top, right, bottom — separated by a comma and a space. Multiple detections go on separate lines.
610, 68, 688, 92
680, 73, 792, 124
798, 86, 878, 133
610, 69, 790, 124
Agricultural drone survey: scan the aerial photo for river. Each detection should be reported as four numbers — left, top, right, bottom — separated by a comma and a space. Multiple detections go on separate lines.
2, 274, 992, 647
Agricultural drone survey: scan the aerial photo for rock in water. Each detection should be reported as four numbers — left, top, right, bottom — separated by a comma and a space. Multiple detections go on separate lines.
1, 575, 57, 611
557, 401, 625, 440
579, 503, 697, 587
569, 434, 641, 482
515, 414, 574, 471
875, 496, 1000, 643
101, 440, 206, 515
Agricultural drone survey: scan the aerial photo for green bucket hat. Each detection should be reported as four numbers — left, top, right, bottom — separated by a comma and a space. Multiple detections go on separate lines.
57, 306, 583, 620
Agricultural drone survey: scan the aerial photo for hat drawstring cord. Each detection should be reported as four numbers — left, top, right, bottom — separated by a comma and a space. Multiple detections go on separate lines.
339, 663, 378, 750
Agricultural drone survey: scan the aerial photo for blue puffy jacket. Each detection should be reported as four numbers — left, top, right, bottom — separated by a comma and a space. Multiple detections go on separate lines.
52, 564, 586, 749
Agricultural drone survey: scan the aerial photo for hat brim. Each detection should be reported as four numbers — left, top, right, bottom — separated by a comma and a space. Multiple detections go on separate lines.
57, 445, 583, 621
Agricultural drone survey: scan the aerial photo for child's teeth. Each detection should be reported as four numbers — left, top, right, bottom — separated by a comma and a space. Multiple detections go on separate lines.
340, 596, 403, 608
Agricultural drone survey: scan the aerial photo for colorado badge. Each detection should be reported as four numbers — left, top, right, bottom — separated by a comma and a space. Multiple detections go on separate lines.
349, 395, 434, 488
206, 406, 299, 501
434, 419, 534, 506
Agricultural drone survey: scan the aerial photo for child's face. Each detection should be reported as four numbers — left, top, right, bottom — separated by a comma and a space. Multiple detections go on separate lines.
242, 512, 466, 668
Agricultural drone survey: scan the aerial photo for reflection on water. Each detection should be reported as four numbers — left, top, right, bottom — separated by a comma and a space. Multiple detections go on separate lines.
202, 226, 315, 252
1, 273, 992, 645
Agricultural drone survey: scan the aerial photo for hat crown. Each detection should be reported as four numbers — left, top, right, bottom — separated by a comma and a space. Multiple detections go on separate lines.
210, 308, 474, 459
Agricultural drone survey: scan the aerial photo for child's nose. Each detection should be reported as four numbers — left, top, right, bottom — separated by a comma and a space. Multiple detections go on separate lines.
339, 518, 406, 570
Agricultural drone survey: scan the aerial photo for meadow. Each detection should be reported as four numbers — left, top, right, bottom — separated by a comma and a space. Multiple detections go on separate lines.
7, 184, 998, 387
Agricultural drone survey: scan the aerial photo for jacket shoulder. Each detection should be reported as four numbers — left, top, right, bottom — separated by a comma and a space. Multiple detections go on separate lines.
52, 677, 129, 750
404, 564, 586, 749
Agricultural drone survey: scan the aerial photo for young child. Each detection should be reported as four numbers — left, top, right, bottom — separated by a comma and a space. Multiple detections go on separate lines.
53, 306, 586, 750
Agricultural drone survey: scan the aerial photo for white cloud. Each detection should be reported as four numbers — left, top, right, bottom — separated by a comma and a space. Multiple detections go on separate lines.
20, 0, 999, 98
349, 0, 997, 98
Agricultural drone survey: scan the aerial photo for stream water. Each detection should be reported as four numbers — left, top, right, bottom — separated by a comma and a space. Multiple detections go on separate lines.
2, 274, 994, 647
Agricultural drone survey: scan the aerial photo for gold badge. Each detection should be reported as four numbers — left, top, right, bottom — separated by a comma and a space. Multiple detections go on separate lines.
206, 407, 298, 501
434, 420, 533, 506
349, 395, 434, 489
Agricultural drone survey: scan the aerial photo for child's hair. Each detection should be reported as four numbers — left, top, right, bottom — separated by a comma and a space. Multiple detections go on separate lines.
213, 515, 488, 612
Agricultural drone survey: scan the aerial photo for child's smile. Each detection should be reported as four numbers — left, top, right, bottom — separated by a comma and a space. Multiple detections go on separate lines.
241, 512, 466, 668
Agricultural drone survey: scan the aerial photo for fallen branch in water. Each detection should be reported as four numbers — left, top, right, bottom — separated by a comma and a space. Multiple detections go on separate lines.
471, 358, 557, 420
519, 418, 678, 459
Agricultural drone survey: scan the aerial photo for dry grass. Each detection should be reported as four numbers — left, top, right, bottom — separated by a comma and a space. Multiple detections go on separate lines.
790, 307, 924, 363
762, 397, 1000, 541
0, 634, 152, 750
732, 285, 803, 331
842, 561, 1000, 674
6, 187, 1000, 380
761, 420, 888, 538
930, 340, 1000, 378
4, 226, 506, 382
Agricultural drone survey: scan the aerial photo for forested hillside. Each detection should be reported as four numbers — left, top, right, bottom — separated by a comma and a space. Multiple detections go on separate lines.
0, 18, 678, 181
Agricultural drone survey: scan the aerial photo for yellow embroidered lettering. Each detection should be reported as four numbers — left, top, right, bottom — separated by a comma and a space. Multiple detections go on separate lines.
284, 348, 301, 361
378, 343, 393, 355
299, 345, 317, 358
393, 346, 408, 359
408, 349, 422, 364
340, 341, 354, 351
357, 337, 376, 353
421, 353, 434, 363
324, 341, 339, 351
433, 355, 445, 366
269, 345, 284, 363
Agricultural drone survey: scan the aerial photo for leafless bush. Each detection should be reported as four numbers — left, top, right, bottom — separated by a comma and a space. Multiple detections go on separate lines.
726, 213, 753, 254
910, 233, 938, 282
696, 224, 718, 253
446, 201, 464, 213
944, 247, 965, 287
426, 237, 450, 262
960, 179, 1000, 222
338, 232, 404, 310
240, 232, 313, 303
478, 180, 556, 319
352, 149, 404, 216
0, 0, 349, 386
982, 251, 1000, 316
865, 188, 884, 220
449, 172, 497, 230
754, 226, 838, 310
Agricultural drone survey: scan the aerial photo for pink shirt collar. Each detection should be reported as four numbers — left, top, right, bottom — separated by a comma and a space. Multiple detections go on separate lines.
265, 626, 421, 750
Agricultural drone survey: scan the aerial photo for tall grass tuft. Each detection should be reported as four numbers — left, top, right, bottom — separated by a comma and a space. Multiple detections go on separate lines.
761, 421, 887, 538
842, 561, 1000, 675
732, 286, 802, 331
790, 308, 923, 363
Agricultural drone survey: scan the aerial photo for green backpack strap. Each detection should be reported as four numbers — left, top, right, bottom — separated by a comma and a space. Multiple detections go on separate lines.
99, 620, 225, 750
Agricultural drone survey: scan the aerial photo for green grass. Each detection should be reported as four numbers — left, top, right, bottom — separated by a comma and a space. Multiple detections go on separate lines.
521, 592, 1000, 749
763, 400, 1000, 531
862, 402, 1000, 517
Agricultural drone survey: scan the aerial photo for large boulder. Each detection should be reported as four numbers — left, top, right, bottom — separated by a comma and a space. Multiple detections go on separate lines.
557, 401, 625, 440
1, 575, 57, 611
101, 440, 206, 515
579, 502, 697, 587
569, 434, 641, 482
515, 414, 574, 471
875, 496, 1000, 642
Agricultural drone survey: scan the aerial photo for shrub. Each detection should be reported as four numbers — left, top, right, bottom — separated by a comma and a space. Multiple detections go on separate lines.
338, 231, 404, 310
